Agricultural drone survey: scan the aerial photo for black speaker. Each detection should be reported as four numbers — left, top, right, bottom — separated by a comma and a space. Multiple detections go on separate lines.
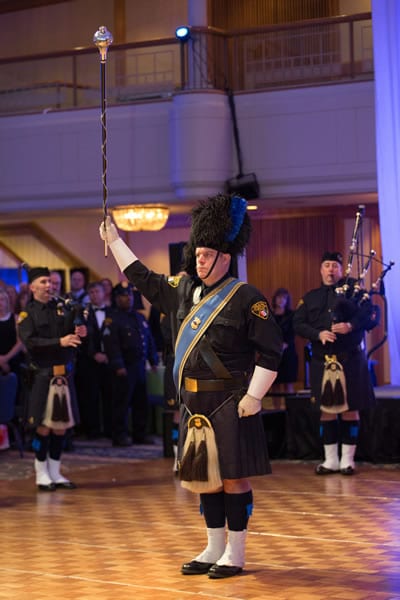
225, 173, 260, 200
169, 242, 187, 275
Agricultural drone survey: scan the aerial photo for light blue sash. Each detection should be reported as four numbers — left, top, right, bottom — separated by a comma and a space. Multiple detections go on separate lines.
173, 277, 244, 392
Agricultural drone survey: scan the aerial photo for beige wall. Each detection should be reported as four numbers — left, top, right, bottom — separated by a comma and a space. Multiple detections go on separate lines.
0, 0, 187, 58
0, 0, 369, 60
46, 214, 190, 284
339, 0, 370, 14
125, 0, 188, 42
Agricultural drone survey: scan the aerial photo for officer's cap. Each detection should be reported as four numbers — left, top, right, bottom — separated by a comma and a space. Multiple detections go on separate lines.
321, 251, 343, 265
28, 266, 50, 283
113, 281, 134, 296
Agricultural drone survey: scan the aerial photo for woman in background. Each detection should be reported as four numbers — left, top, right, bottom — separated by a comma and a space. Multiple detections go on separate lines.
271, 288, 298, 395
0, 288, 26, 375
100, 278, 113, 307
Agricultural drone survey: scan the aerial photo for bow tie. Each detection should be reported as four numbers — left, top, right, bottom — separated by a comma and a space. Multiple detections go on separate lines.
93, 307, 105, 312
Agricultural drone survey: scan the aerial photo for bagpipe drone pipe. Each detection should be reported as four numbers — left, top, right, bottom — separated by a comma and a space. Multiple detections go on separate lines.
52, 295, 89, 326
333, 205, 394, 338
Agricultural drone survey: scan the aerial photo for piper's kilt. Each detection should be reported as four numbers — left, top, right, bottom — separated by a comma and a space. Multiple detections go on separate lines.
179, 388, 271, 480
24, 367, 80, 429
310, 347, 375, 411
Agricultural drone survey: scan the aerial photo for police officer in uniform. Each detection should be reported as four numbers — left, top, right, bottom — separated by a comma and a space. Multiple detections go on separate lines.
100, 194, 283, 579
104, 282, 159, 446
18, 266, 87, 491
293, 251, 376, 476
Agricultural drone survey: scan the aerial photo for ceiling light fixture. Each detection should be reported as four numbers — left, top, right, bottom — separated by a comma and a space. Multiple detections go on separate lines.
112, 204, 170, 232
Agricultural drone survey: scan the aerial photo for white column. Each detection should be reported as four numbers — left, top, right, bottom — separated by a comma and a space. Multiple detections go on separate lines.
169, 91, 231, 199
188, 0, 207, 24
372, 0, 400, 384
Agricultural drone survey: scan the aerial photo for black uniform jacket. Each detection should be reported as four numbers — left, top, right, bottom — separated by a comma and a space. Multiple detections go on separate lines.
293, 283, 375, 410
123, 260, 283, 480
18, 299, 78, 369
124, 261, 282, 376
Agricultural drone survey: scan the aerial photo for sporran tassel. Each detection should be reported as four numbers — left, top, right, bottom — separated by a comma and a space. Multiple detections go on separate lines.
52, 394, 64, 421
52, 393, 70, 422
191, 437, 208, 481
321, 379, 334, 407
333, 377, 345, 406
179, 435, 196, 481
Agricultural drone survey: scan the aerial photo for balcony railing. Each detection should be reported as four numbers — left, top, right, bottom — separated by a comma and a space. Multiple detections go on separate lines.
0, 12, 372, 116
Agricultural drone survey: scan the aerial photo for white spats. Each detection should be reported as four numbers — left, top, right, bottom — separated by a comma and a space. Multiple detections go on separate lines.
216, 529, 247, 568
194, 527, 226, 564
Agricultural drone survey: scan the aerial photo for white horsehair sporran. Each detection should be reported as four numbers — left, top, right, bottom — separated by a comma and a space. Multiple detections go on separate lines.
43, 375, 75, 430
320, 354, 348, 413
179, 413, 222, 493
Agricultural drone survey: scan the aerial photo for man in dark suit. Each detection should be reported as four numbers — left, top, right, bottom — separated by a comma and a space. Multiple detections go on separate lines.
80, 281, 114, 439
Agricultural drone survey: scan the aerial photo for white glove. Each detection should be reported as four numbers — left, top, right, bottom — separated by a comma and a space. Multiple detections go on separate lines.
238, 393, 261, 418
99, 216, 139, 272
237, 365, 277, 418
99, 216, 120, 244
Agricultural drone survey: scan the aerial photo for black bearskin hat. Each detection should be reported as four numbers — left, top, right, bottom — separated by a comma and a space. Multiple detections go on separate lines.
182, 194, 251, 276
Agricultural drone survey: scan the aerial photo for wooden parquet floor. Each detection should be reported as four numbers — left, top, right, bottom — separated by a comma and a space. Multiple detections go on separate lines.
1, 450, 400, 600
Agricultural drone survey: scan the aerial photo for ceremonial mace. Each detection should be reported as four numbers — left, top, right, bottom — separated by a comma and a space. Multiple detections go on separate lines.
93, 25, 113, 256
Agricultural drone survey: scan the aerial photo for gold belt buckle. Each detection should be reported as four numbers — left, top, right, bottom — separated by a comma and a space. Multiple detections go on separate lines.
185, 377, 198, 392
53, 364, 66, 376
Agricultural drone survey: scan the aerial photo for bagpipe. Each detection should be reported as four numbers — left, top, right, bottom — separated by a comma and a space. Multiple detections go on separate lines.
51, 295, 89, 325
332, 205, 394, 338
321, 205, 395, 413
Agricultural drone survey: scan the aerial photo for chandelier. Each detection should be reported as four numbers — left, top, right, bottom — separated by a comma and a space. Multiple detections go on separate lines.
112, 204, 170, 232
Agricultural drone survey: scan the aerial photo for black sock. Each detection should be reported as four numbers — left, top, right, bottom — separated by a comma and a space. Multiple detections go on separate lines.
49, 432, 65, 460
340, 420, 360, 445
32, 433, 50, 461
172, 423, 179, 445
320, 419, 339, 444
225, 491, 253, 531
200, 491, 226, 528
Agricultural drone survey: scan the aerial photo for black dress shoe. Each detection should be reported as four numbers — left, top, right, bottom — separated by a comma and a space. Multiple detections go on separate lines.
37, 483, 56, 492
55, 480, 77, 489
315, 464, 339, 475
208, 564, 243, 579
181, 560, 214, 575
340, 465, 355, 476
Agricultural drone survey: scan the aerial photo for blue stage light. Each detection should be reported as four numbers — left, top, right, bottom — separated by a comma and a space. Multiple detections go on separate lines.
175, 26, 191, 42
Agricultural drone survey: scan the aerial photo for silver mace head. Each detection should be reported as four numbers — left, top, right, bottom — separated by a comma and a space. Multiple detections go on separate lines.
93, 25, 113, 61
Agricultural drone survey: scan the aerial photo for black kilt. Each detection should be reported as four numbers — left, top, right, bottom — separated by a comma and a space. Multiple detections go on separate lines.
179, 388, 271, 480
24, 368, 80, 429
310, 348, 375, 411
